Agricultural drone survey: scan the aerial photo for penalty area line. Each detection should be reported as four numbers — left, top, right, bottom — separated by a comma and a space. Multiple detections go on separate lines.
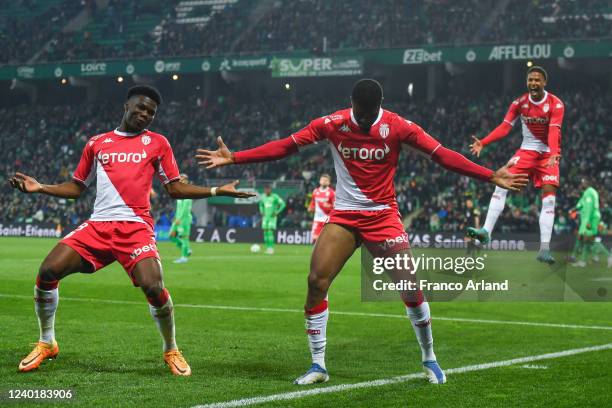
193, 342, 612, 408
1, 293, 612, 331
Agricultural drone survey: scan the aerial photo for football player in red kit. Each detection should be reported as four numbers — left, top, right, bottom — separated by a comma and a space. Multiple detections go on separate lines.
468, 66, 565, 264
197, 79, 527, 385
308, 174, 335, 243
9, 85, 253, 375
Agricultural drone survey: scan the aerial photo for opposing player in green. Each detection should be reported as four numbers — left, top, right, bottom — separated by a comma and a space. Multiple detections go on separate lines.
259, 185, 286, 255
570, 178, 601, 267
170, 174, 193, 263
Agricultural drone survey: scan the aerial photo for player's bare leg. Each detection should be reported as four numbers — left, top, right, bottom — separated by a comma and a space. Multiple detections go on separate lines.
295, 223, 357, 385
132, 258, 191, 376
537, 184, 557, 264
19, 243, 91, 372
383, 248, 446, 384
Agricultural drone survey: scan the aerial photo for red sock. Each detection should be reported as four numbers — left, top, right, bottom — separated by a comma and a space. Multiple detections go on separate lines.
147, 288, 170, 307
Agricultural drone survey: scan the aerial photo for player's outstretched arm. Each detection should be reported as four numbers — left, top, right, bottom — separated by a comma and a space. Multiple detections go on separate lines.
165, 179, 255, 199
431, 147, 528, 192
196, 136, 299, 169
9, 172, 84, 198
470, 122, 513, 157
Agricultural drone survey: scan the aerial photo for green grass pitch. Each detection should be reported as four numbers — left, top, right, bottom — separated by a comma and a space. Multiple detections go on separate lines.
1, 237, 611, 407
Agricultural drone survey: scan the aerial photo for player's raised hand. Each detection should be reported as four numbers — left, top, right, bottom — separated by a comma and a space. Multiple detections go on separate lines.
196, 136, 235, 169
8, 172, 42, 193
469, 136, 483, 157
490, 165, 529, 192
217, 180, 256, 198
545, 154, 561, 168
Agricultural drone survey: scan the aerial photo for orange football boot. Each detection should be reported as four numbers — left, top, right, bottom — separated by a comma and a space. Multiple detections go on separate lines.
163, 349, 191, 376
19, 341, 59, 372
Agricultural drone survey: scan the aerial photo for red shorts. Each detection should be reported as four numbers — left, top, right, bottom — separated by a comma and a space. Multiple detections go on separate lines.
507, 149, 560, 188
327, 208, 409, 257
311, 220, 326, 242
61, 221, 160, 286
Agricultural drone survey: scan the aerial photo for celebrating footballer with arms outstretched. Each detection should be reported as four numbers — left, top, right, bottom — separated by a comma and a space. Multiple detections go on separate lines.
9, 85, 253, 376
197, 79, 528, 385
468, 66, 565, 264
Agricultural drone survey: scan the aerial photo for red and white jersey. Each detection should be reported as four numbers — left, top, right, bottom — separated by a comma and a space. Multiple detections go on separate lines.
309, 187, 335, 222
291, 109, 441, 211
503, 91, 564, 152
72, 128, 180, 228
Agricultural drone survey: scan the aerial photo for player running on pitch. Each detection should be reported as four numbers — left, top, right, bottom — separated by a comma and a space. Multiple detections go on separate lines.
9, 85, 253, 376
308, 174, 335, 243
467, 66, 565, 264
170, 173, 193, 263
196, 79, 528, 385
259, 185, 286, 255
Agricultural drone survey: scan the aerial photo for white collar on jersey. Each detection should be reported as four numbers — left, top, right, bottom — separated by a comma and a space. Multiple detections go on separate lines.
529, 90, 548, 105
113, 128, 147, 137
350, 108, 383, 128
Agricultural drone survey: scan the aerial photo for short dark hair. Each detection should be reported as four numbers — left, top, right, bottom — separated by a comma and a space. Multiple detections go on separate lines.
351, 79, 383, 108
127, 85, 162, 105
527, 66, 548, 81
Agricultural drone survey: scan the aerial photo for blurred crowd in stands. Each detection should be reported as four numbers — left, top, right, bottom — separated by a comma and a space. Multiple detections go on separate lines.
2, 0, 610, 64
1, 89, 609, 235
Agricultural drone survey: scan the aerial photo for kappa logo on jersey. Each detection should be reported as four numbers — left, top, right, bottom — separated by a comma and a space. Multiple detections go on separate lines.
522, 104, 529, 109
97, 150, 148, 164
141, 135, 151, 145
337, 142, 390, 161
379, 123, 390, 139
130, 242, 157, 259
340, 124, 351, 133
102, 138, 114, 144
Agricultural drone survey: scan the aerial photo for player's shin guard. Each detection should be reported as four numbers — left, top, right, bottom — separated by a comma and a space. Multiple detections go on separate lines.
34, 277, 59, 344
305, 298, 329, 370
148, 288, 177, 352
539, 194, 556, 251
404, 295, 435, 362
483, 187, 508, 236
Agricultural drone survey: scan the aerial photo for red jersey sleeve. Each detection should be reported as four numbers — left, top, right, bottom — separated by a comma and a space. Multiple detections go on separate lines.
398, 118, 442, 155
290, 116, 327, 147
548, 99, 564, 155
503, 99, 520, 125
233, 117, 327, 164
72, 140, 96, 187
156, 137, 180, 185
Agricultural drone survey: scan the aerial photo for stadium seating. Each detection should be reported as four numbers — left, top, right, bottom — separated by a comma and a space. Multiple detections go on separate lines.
1, 91, 610, 233
3, 0, 610, 63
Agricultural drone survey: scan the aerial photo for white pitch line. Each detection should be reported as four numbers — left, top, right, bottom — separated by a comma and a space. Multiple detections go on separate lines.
193, 343, 612, 408
1, 293, 612, 331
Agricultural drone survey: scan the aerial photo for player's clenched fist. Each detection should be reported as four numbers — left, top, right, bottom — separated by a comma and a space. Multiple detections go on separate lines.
8, 172, 42, 194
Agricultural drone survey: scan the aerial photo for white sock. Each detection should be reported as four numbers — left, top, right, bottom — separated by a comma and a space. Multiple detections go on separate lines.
305, 308, 329, 370
149, 297, 177, 352
406, 302, 436, 362
539, 195, 556, 251
34, 286, 58, 344
483, 186, 508, 236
